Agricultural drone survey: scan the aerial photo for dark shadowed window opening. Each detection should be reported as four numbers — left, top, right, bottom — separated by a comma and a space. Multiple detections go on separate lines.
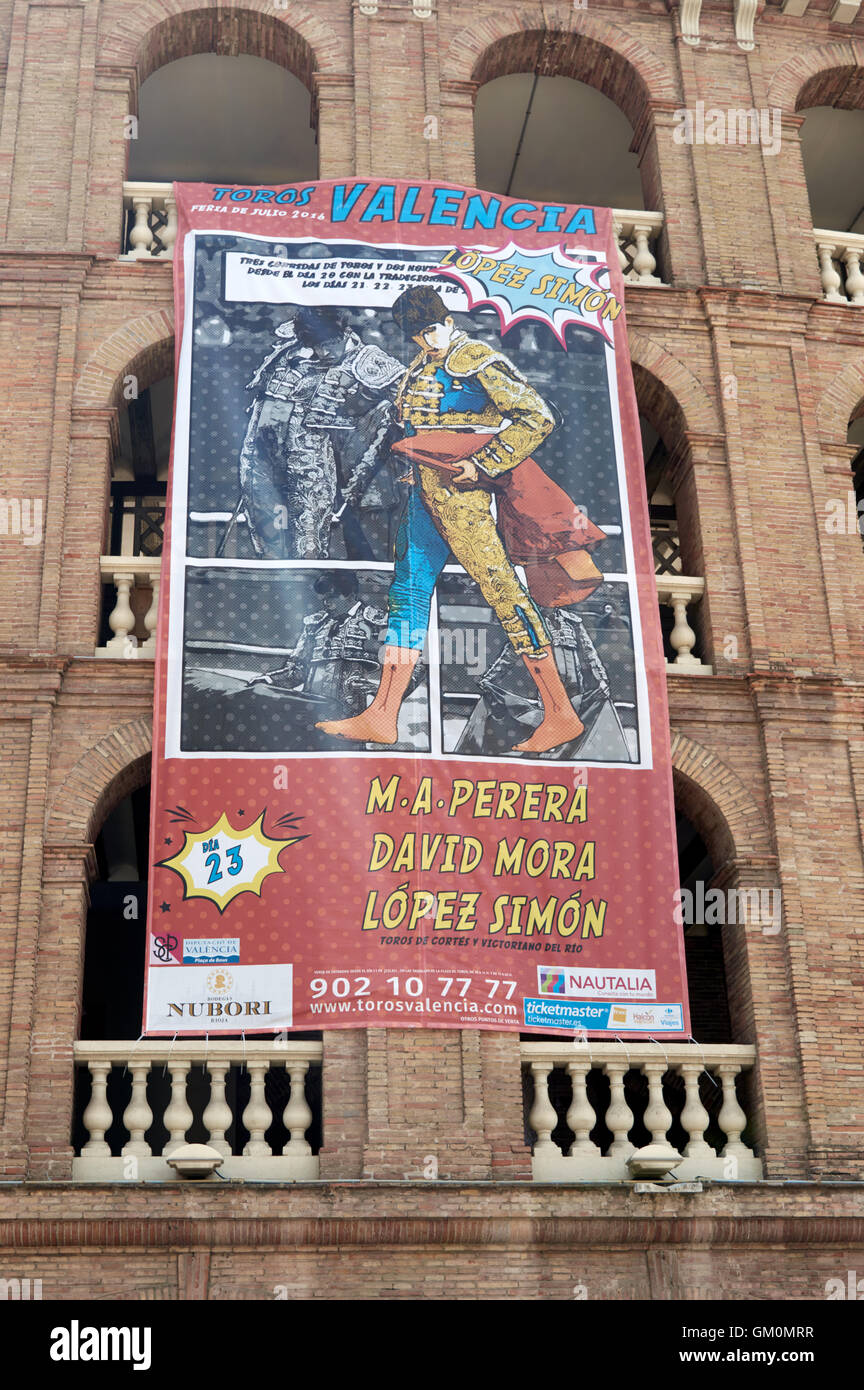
74, 783, 322, 1157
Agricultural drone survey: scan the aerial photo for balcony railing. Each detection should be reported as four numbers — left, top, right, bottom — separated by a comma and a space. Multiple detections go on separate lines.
118, 183, 666, 284
612, 211, 665, 286
98, 555, 709, 670
815, 230, 864, 306
73, 1039, 322, 1181
657, 573, 710, 672
120, 183, 178, 260
96, 556, 159, 657
522, 1041, 762, 1181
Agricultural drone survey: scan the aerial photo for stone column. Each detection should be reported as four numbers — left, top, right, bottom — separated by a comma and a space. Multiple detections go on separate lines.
26, 844, 96, 1180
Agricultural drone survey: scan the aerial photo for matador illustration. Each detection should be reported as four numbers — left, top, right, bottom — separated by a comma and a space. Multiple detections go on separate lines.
235, 305, 403, 560
317, 285, 606, 755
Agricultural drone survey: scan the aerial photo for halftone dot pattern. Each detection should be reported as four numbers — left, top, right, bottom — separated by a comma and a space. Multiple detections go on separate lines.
146, 211, 687, 1037
150, 755, 684, 1031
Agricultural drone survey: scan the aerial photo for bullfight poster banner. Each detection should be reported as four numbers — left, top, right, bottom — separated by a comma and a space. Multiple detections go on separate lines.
143, 178, 690, 1038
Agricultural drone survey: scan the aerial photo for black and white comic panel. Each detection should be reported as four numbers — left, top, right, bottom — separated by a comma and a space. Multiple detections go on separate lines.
437, 576, 639, 765
180, 566, 430, 754
177, 232, 644, 763
184, 234, 627, 573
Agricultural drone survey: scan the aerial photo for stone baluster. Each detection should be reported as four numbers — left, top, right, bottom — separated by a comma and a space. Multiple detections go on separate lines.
717, 1064, 749, 1161
642, 1061, 673, 1146
528, 1063, 559, 1154
202, 1062, 233, 1158
669, 590, 700, 667
128, 195, 155, 259
163, 1064, 193, 1155
678, 1062, 714, 1159
842, 244, 864, 305
158, 194, 178, 259
104, 573, 137, 655
631, 222, 661, 285
282, 1063, 313, 1154
242, 1062, 273, 1156
141, 574, 160, 656
612, 218, 628, 277
565, 1061, 600, 1156
81, 1061, 113, 1156
121, 1061, 153, 1158
817, 242, 845, 303
603, 1062, 635, 1158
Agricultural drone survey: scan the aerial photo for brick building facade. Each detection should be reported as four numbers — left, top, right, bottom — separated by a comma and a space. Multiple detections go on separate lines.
1, 0, 864, 1300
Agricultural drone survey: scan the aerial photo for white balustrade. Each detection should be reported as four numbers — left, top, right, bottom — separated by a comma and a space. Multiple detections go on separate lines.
656, 573, 711, 673
100, 557, 710, 674
121, 184, 665, 284
814, 231, 864, 306
522, 1042, 762, 1181
73, 1040, 322, 1181
121, 183, 178, 260
612, 211, 665, 287
96, 556, 160, 658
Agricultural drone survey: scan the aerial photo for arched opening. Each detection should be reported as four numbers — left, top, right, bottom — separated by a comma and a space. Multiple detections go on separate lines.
73, 780, 322, 1165
632, 363, 707, 666
120, 9, 319, 256
474, 74, 642, 210
108, 376, 171, 558
127, 54, 318, 185
798, 67, 864, 233
797, 68, 864, 300
521, 784, 747, 1163
470, 30, 664, 282
98, 343, 174, 650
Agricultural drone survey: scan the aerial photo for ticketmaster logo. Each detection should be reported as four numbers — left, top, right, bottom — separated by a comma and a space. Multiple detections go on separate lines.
523, 997, 684, 1032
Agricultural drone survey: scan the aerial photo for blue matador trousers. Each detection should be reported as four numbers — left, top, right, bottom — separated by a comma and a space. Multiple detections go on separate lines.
384, 468, 549, 657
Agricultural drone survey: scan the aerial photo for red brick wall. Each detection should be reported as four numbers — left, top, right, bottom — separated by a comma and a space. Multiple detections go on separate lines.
2, 0, 864, 1289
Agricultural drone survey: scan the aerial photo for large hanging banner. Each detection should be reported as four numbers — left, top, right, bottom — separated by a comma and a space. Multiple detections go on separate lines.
143, 178, 689, 1038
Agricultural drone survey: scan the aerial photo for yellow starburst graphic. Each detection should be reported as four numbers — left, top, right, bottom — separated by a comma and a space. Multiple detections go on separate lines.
158, 812, 302, 914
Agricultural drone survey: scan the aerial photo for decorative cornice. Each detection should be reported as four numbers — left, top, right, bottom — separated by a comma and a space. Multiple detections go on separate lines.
2, 1211, 864, 1249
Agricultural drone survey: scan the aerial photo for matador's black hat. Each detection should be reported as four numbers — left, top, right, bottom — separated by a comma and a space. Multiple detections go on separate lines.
292, 304, 347, 346
313, 570, 358, 598
391, 285, 451, 340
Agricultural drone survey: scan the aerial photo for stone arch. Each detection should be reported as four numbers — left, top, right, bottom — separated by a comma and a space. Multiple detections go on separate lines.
74, 311, 174, 412
816, 356, 864, 443
628, 330, 721, 446
671, 730, 773, 870
97, 2, 344, 91
46, 721, 153, 849
768, 39, 864, 113
445, 4, 679, 127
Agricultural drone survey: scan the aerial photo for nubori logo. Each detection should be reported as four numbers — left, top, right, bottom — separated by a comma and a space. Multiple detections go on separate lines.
50, 1320, 151, 1371
166, 999, 272, 1018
